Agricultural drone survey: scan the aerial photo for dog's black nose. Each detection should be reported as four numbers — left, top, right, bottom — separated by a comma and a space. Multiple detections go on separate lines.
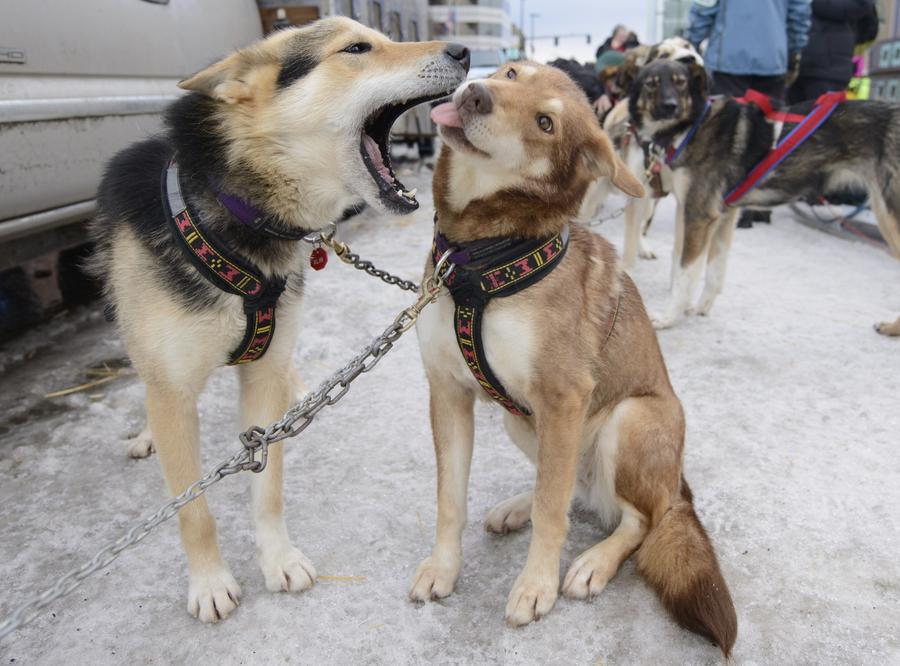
459, 82, 492, 115
660, 99, 679, 116
445, 43, 470, 71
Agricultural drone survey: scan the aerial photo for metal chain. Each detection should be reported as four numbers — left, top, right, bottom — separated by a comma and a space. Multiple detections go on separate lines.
586, 206, 626, 227
0, 256, 454, 642
304, 225, 420, 293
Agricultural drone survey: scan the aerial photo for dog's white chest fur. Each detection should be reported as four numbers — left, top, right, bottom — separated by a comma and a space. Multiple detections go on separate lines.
416, 287, 536, 407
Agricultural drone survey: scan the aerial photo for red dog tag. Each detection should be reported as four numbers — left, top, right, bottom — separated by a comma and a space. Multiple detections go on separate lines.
310, 247, 328, 270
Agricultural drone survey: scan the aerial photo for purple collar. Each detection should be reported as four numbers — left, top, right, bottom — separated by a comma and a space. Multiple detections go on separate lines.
210, 180, 307, 241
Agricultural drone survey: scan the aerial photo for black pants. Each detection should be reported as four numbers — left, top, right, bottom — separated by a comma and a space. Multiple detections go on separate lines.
787, 77, 846, 104
711, 72, 786, 100
711, 72, 785, 226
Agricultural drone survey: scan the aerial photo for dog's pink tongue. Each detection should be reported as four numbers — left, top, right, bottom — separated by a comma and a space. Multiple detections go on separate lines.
430, 102, 463, 128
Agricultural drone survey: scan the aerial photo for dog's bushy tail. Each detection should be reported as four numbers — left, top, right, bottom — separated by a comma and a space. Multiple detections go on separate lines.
635, 481, 737, 658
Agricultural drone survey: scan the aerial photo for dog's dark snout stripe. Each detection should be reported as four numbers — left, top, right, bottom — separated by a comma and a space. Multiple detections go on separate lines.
277, 51, 318, 89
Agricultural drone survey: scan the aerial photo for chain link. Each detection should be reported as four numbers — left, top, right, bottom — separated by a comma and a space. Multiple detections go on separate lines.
586, 206, 626, 227
304, 225, 420, 293
0, 259, 453, 642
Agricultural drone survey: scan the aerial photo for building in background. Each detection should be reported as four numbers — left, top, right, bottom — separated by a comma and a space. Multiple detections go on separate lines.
647, 0, 692, 43
869, 0, 900, 100
428, 0, 516, 52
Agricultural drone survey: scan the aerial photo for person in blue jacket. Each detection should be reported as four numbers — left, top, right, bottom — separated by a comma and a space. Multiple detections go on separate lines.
687, 0, 812, 99
687, 0, 812, 227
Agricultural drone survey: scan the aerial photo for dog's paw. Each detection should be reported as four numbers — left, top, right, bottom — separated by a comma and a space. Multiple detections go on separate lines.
505, 571, 558, 626
875, 319, 900, 337
409, 555, 460, 601
562, 548, 617, 600
259, 545, 316, 593
484, 493, 532, 534
126, 427, 155, 459
651, 313, 679, 330
638, 245, 657, 260
187, 567, 241, 623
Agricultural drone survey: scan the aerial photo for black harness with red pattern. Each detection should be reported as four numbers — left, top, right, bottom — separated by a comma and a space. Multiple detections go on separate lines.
162, 159, 297, 365
431, 222, 570, 416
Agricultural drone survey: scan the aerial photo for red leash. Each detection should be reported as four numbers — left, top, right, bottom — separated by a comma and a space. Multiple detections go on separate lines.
724, 90, 847, 206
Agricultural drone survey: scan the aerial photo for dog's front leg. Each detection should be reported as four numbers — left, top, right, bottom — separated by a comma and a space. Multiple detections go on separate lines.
239, 361, 316, 594
409, 378, 475, 601
505, 392, 586, 626
145, 383, 241, 622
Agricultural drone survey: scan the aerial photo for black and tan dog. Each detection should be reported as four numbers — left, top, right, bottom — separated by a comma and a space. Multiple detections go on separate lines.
89, 17, 469, 622
629, 58, 900, 331
412, 63, 737, 657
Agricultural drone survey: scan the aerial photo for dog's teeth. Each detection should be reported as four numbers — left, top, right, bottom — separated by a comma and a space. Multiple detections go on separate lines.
405, 188, 418, 198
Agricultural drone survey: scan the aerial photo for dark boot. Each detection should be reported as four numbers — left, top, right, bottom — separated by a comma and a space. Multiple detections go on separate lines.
737, 210, 754, 228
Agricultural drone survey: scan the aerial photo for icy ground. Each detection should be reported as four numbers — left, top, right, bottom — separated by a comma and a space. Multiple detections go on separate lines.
1, 168, 898, 665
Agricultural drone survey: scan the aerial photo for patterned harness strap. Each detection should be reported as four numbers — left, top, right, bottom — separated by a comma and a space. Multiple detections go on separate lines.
432, 225, 570, 416
162, 159, 286, 365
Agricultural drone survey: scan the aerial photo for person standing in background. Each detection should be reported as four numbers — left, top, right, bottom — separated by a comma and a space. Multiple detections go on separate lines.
687, 0, 812, 226
788, 0, 878, 103
688, 0, 812, 98
595, 25, 630, 60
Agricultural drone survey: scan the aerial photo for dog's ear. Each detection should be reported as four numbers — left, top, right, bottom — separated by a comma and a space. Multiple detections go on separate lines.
689, 61, 710, 98
179, 50, 257, 103
582, 127, 645, 198
617, 52, 642, 95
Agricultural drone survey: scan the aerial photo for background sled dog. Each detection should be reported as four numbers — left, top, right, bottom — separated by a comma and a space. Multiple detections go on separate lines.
412, 63, 737, 657
577, 38, 703, 269
89, 17, 469, 622
629, 58, 900, 330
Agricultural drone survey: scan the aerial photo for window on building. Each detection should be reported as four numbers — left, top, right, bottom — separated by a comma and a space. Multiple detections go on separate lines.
388, 11, 403, 40
409, 19, 420, 41
370, 1, 383, 31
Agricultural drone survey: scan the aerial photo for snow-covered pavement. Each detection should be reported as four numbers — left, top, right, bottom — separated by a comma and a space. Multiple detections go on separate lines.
1, 168, 898, 665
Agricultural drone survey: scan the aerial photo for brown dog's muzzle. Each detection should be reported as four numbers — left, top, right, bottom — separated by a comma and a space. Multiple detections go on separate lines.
459, 82, 493, 115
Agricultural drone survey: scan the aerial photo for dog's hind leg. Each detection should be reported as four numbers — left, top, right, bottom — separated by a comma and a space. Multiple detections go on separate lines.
639, 201, 658, 260
870, 173, 900, 259
693, 208, 739, 317
484, 413, 538, 534
239, 347, 316, 595
127, 423, 155, 459
146, 381, 241, 622
622, 195, 657, 270
655, 194, 717, 329
876, 315, 900, 337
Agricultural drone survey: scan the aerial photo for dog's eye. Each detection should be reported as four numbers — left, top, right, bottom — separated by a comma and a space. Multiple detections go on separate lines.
537, 115, 553, 133
645, 78, 659, 89
342, 43, 372, 54
506, 68, 517, 80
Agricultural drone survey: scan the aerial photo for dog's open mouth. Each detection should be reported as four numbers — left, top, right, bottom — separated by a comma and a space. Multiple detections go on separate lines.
361, 95, 442, 212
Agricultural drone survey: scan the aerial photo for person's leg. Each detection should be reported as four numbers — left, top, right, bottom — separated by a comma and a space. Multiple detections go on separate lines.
710, 72, 752, 97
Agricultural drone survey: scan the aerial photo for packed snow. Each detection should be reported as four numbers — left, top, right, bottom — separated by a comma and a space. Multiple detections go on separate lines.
1, 168, 898, 664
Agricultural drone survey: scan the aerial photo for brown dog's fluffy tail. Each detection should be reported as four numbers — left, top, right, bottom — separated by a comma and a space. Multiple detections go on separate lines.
635, 481, 737, 658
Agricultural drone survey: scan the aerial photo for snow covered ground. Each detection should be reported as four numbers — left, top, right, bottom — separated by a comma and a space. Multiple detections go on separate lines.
1, 168, 898, 665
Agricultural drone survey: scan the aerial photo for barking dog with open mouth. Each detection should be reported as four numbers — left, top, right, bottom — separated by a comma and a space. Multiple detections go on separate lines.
629, 58, 900, 331
88, 17, 468, 622
412, 63, 737, 657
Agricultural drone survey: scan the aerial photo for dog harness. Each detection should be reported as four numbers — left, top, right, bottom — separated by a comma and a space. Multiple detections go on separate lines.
722, 90, 846, 205
432, 222, 570, 416
658, 90, 847, 205
162, 159, 288, 365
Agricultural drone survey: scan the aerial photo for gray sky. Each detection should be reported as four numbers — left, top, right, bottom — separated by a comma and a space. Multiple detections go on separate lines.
516, 0, 650, 62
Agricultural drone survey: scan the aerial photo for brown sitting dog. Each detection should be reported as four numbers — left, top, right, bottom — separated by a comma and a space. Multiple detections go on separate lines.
411, 62, 738, 657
